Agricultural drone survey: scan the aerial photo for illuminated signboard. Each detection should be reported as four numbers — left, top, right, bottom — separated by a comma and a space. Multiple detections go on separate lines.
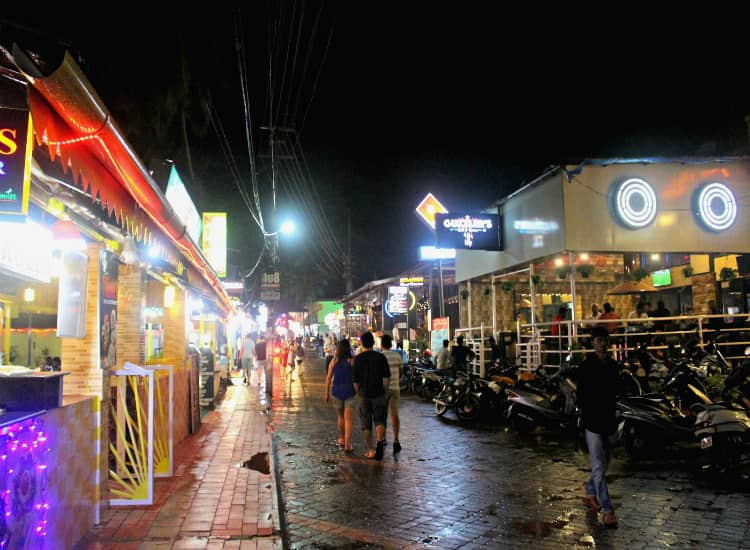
693, 182, 737, 232
415, 193, 449, 230
0, 218, 52, 282
0, 108, 33, 216
165, 166, 202, 244
419, 245, 456, 260
435, 212, 501, 251
612, 177, 657, 229
388, 286, 409, 314
399, 276, 424, 287
202, 212, 227, 278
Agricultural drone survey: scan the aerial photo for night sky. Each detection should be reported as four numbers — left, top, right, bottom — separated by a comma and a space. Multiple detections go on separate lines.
3, 9, 750, 298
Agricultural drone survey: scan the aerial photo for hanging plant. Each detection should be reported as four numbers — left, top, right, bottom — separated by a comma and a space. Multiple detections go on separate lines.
576, 264, 594, 278
682, 265, 694, 278
531, 274, 542, 286
631, 267, 649, 281
720, 267, 738, 281
460, 289, 470, 300
483, 287, 491, 296
556, 266, 571, 279
500, 281, 513, 293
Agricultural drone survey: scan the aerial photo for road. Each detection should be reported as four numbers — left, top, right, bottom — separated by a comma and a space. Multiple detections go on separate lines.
270, 356, 750, 549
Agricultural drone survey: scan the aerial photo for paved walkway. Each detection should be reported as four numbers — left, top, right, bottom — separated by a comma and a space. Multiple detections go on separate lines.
78, 369, 283, 549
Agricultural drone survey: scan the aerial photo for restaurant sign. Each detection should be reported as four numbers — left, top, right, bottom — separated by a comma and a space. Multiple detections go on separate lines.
0, 107, 33, 217
435, 212, 501, 251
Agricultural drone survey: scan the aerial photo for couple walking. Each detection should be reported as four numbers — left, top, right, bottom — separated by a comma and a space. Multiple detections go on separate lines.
324, 331, 401, 459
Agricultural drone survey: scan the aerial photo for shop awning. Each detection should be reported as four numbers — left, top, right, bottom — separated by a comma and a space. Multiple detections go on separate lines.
12, 48, 232, 315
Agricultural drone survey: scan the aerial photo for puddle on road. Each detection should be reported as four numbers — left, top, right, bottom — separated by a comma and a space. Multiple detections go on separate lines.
240, 452, 270, 474
513, 516, 571, 537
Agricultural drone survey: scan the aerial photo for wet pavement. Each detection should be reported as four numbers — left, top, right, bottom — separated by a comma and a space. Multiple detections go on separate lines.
271, 357, 750, 549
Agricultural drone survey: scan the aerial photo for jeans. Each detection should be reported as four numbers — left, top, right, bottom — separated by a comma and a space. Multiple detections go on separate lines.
585, 429, 614, 514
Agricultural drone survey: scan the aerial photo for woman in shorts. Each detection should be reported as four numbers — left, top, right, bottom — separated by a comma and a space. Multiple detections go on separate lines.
325, 339, 356, 452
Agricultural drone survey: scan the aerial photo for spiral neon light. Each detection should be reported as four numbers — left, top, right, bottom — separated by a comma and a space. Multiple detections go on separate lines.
695, 182, 736, 231
615, 178, 657, 228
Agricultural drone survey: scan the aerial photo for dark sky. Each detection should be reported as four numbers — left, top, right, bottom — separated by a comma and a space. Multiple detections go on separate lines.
3, 9, 750, 295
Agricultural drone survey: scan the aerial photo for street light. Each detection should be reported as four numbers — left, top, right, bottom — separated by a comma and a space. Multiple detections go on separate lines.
23, 287, 35, 367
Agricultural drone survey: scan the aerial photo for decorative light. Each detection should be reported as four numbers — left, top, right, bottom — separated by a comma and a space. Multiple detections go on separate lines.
614, 178, 657, 228
23, 288, 35, 302
694, 182, 737, 231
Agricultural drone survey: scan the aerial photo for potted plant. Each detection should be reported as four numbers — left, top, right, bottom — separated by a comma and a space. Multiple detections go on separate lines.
576, 264, 594, 278
682, 265, 694, 278
531, 274, 542, 287
500, 281, 513, 293
720, 267, 738, 281
556, 266, 571, 279
460, 289, 470, 300
631, 267, 649, 281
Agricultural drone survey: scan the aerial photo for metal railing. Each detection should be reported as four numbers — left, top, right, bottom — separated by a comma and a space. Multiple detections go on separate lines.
515, 313, 750, 370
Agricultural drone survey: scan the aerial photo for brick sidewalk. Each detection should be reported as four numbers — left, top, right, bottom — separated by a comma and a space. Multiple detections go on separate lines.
77, 374, 283, 549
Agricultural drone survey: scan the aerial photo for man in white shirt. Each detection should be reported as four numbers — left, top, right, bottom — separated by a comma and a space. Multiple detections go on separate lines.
381, 334, 403, 454
435, 339, 451, 372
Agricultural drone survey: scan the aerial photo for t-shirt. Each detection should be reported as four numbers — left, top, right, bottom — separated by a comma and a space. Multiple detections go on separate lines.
254, 341, 267, 361
435, 348, 451, 371
241, 336, 255, 358
331, 359, 356, 400
577, 353, 620, 435
382, 349, 403, 393
451, 345, 474, 371
352, 350, 391, 398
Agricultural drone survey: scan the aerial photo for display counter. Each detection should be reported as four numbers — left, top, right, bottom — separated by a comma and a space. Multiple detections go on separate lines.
0, 369, 69, 411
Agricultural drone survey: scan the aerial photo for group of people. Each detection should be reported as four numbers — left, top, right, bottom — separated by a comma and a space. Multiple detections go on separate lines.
239, 332, 307, 396
324, 331, 402, 459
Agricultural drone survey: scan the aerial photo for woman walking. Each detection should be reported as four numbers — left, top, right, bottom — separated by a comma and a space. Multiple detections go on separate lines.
325, 339, 356, 452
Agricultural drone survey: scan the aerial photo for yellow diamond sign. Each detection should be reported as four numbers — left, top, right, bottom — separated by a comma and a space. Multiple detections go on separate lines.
415, 193, 448, 230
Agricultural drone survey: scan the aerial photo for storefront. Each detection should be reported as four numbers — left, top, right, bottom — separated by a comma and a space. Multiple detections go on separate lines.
1, 45, 233, 545
454, 159, 750, 368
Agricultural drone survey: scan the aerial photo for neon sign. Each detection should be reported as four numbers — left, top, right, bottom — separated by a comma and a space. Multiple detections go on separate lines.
693, 182, 737, 232
435, 213, 501, 251
0, 108, 33, 216
613, 178, 657, 229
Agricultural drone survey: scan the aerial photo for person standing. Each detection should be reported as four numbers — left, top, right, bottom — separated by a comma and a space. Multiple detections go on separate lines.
578, 326, 619, 527
435, 339, 451, 372
451, 335, 475, 375
295, 339, 306, 377
254, 334, 270, 395
325, 338, 356, 452
352, 331, 391, 460
598, 302, 619, 335
240, 332, 255, 385
381, 334, 403, 454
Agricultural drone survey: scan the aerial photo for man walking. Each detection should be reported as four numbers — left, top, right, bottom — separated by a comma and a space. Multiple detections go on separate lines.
352, 331, 391, 460
381, 334, 403, 454
578, 326, 619, 527
254, 334, 270, 395
240, 332, 255, 385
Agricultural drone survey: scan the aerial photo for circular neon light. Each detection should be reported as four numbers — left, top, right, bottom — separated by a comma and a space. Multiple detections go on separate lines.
695, 182, 736, 231
615, 178, 657, 228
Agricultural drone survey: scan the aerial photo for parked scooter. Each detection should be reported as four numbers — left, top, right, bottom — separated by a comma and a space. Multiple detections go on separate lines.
505, 364, 579, 434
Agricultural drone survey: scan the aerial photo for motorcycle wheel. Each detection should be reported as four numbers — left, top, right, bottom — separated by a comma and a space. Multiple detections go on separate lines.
399, 373, 408, 392
412, 378, 425, 398
623, 423, 652, 458
455, 394, 481, 421
434, 390, 450, 416
508, 409, 535, 433
423, 383, 437, 401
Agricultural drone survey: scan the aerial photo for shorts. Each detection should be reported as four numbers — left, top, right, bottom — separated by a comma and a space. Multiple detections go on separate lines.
332, 396, 356, 410
358, 394, 387, 431
387, 390, 400, 416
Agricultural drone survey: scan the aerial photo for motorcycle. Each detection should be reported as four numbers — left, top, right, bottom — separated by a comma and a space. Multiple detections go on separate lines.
505, 365, 579, 434
433, 370, 485, 422
693, 399, 750, 472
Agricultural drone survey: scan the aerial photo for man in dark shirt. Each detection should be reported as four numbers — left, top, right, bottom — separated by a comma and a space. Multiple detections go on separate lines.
577, 326, 619, 527
352, 331, 391, 460
450, 335, 475, 375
